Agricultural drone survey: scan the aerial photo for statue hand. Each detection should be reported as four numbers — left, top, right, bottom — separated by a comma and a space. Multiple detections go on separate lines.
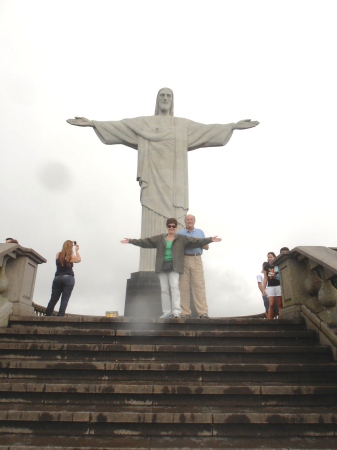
233, 119, 259, 130
66, 117, 94, 127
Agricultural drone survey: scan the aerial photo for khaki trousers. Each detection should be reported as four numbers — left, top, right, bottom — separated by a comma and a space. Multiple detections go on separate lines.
179, 255, 208, 316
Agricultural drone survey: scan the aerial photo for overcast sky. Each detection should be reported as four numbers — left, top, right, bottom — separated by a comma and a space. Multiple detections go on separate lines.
1, 0, 336, 317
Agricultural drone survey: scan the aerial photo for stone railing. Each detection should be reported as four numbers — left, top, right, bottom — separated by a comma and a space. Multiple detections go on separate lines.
0, 244, 46, 326
32, 301, 83, 317
32, 302, 56, 316
274, 246, 337, 359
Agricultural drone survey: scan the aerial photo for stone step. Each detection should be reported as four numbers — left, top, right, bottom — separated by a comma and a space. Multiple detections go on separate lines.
0, 343, 331, 364
2, 394, 335, 408
0, 327, 318, 346
1, 434, 336, 449
2, 360, 337, 383
0, 326, 318, 337
2, 381, 337, 395
2, 424, 337, 439
1, 404, 337, 423
2, 359, 336, 371
8, 315, 306, 332
2, 316, 336, 447
1, 382, 337, 407
1, 405, 337, 438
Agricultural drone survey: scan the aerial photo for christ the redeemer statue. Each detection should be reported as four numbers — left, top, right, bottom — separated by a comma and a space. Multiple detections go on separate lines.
67, 88, 259, 271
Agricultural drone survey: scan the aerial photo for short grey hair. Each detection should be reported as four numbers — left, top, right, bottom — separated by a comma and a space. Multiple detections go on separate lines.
185, 214, 196, 222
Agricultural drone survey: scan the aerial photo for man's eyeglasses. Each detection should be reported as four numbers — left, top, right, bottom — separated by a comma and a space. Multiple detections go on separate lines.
167, 225, 177, 228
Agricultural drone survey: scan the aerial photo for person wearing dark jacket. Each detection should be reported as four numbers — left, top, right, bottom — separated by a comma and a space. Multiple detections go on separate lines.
121, 218, 221, 318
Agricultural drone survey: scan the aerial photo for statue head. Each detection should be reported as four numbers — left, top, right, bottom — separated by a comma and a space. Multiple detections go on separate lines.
155, 87, 174, 116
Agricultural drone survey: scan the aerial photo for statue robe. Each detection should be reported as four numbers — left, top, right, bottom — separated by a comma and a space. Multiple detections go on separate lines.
92, 115, 233, 270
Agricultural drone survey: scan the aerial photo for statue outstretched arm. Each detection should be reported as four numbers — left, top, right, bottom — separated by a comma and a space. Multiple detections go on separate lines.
233, 119, 259, 130
66, 117, 94, 127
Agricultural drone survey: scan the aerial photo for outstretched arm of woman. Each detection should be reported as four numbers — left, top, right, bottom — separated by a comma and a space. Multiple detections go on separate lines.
120, 236, 158, 248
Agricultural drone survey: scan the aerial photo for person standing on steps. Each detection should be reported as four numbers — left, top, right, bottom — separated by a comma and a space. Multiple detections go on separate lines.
121, 218, 221, 319
258, 262, 279, 318
177, 214, 210, 319
263, 252, 282, 319
45, 240, 81, 317
257, 262, 269, 318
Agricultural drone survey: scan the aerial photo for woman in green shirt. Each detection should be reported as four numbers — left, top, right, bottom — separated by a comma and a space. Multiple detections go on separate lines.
121, 218, 221, 318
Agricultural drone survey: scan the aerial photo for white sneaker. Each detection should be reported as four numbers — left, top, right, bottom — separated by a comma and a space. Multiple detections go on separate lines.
160, 312, 173, 319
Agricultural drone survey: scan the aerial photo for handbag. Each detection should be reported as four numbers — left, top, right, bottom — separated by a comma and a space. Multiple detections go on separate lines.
162, 260, 173, 272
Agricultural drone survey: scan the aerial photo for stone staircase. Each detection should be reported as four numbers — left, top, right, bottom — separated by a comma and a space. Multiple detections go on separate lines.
0, 315, 337, 449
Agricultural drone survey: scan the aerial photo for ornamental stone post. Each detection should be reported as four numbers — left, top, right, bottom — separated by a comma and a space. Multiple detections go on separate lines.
0, 244, 46, 322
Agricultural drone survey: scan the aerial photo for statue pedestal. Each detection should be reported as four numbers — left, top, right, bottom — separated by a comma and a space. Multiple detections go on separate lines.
124, 271, 162, 317
123, 271, 199, 318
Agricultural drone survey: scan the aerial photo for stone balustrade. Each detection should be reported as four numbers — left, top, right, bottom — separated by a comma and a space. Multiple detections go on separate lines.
274, 246, 337, 359
0, 243, 46, 326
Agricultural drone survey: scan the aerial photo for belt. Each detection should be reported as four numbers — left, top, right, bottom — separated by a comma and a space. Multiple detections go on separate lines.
184, 254, 201, 256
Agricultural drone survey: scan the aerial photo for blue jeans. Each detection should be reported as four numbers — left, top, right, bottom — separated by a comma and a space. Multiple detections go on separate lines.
45, 275, 75, 316
262, 295, 269, 312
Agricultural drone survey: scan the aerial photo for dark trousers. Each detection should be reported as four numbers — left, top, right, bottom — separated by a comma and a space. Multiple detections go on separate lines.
45, 275, 75, 316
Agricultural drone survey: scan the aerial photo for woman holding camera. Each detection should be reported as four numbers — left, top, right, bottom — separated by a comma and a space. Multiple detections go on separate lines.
45, 240, 81, 316
121, 218, 221, 318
